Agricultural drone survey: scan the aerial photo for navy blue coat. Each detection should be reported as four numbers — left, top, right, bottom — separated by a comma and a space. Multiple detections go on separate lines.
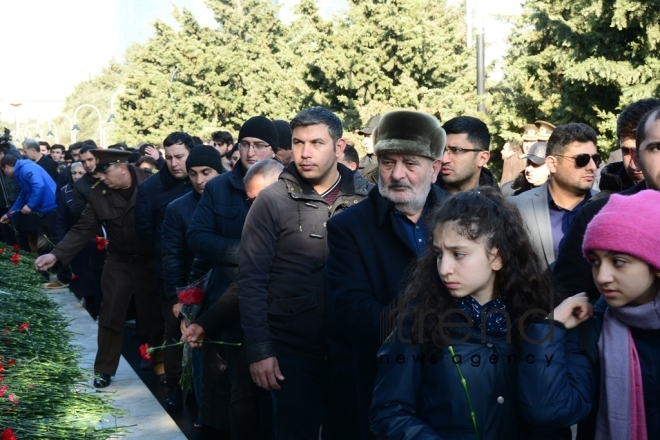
370, 321, 594, 439
186, 162, 249, 306
161, 190, 202, 304
326, 185, 449, 438
135, 164, 193, 278
575, 300, 660, 439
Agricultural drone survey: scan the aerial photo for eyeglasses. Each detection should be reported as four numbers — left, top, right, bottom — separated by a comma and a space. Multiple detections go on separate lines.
554, 153, 602, 168
239, 141, 271, 151
444, 146, 484, 156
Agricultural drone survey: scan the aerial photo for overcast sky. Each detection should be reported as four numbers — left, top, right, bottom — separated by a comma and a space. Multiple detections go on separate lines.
0, 0, 522, 126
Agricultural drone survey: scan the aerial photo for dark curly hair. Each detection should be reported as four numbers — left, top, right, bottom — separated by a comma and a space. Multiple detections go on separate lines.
401, 186, 557, 347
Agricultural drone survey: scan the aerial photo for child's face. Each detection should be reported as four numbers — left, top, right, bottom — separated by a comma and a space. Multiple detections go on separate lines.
433, 223, 501, 305
588, 250, 659, 307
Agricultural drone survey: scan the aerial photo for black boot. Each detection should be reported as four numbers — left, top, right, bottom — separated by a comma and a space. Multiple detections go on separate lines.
165, 386, 183, 410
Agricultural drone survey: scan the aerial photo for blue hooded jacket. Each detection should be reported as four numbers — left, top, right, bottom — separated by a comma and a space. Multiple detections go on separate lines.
7, 159, 57, 218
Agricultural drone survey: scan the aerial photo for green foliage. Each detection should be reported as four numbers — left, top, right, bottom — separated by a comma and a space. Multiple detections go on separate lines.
496, 0, 660, 156
59, 61, 124, 147
59, 0, 480, 150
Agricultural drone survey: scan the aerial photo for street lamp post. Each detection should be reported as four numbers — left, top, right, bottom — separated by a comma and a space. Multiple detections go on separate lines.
58, 114, 75, 143
73, 104, 104, 147
45, 120, 59, 143
25, 124, 43, 139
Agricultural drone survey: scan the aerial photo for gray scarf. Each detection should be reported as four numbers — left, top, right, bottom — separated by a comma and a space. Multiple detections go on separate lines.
595, 292, 660, 440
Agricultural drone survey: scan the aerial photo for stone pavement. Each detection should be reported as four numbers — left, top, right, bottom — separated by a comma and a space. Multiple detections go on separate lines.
48, 288, 186, 440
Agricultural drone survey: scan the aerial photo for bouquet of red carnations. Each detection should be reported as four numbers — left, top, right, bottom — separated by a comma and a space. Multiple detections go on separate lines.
176, 275, 208, 395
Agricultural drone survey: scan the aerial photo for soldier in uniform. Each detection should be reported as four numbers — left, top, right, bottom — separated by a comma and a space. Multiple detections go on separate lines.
35, 149, 164, 388
535, 120, 556, 142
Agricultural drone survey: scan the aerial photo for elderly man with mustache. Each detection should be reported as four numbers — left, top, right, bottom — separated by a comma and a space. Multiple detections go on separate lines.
326, 110, 450, 439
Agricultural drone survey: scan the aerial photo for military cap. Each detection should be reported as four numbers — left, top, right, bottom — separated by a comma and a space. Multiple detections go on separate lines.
91, 149, 132, 173
358, 115, 382, 135
524, 142, 547, 165
521, 124, 538, 142
373, 110, 446, 160
535, 120, 556, 141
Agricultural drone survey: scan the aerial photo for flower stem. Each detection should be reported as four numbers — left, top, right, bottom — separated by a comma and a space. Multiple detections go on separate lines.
448, 346, 479, 440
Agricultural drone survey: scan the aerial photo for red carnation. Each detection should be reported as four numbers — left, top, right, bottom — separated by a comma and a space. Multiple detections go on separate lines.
177, 287, 205, 305
95, 235, 108, 251
0, 385, 7, 397
18, 323, 29, 332
7, 360, 14, 366
0, 247, 6, 254
0, 364, 3, 373
12, 245, 19, 252
2, 427, 17, 440
138, 343, 151, 361
70, 274, 78, 280
10, 254, 19, 266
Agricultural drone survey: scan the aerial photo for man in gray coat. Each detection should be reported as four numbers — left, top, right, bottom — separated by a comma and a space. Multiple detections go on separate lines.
509, 123, 599, 268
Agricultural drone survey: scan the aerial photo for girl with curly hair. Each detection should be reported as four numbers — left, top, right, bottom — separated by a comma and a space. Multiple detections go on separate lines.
369, 186, 595, 439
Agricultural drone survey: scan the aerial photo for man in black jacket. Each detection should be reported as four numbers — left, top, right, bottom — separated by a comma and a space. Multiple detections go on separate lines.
592, 98, 660, 201
326, 110, 449, 439
135, 131, 194, 410
553, 105, 660, 300
238, 107, 371, 440
23, 139, 59, 183
186, 116, 278, 437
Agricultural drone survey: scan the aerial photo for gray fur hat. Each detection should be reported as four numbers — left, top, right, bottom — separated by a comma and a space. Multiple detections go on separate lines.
373, 111, 446, 160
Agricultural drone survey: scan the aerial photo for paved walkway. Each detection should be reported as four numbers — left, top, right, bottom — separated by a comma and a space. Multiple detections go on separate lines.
48, 288, 186, 440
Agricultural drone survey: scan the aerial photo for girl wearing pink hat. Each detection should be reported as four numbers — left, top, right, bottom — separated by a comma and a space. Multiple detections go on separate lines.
582, 189, 660, 440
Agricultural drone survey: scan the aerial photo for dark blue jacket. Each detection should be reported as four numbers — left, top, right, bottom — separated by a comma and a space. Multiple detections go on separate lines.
370, 321, 594, 439
187, 162, 249, 306
161, 190, 202, 303
575, 300, 660, 439
55, 183, 76, 243
8, 159, 57, 218
325, 184, 449, 438
135, 164, 193, 278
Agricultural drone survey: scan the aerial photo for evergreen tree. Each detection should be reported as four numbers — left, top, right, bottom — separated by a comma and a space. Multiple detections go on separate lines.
499, 0, 660, 153
297, 0, 479, 130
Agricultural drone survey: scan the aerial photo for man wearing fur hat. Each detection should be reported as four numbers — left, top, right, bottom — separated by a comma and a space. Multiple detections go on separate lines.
326, 110, 449, 439
237, 107, 370, 439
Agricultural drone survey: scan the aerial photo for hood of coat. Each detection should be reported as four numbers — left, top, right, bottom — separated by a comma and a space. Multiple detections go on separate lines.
279, 161, 371, 200
599, 161, 634, 193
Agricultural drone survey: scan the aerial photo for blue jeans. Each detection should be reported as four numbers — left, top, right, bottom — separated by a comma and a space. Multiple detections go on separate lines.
271, 352, 360, 440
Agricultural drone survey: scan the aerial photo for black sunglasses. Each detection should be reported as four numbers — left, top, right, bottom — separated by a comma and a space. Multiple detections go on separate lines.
555, 153, 602, 168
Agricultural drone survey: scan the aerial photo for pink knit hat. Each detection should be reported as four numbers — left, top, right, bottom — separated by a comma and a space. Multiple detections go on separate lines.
583, 190, 660, 271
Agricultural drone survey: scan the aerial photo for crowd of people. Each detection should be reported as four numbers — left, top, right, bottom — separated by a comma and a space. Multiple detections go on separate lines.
0, 99, 659, 439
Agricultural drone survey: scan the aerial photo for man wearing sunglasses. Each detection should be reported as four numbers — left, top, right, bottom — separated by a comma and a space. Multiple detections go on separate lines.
509, 122, 599, 268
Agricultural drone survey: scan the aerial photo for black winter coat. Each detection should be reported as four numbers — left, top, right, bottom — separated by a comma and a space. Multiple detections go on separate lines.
436, 167, 500, 192
590, 161, 635, 202
36, 154, 59, 183
186, 161, 249, 307
161, 190, 202, 303
238, 163, 371, 364
135, 164, 193, 278
370, 321, 594, 439
326, 185, 449, 438
552, 181, 647, 300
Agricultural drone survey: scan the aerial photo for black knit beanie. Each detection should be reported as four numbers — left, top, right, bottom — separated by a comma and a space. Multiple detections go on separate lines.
273, 120, 292, 150
238, 116, 279, 152
185, 145, 224, 173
